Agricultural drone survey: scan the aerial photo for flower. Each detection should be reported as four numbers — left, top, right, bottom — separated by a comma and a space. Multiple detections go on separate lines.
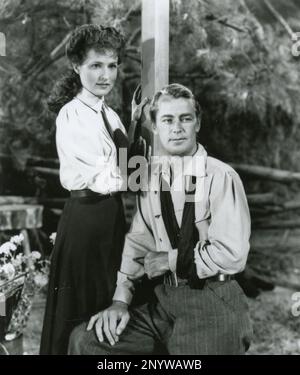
34, 274, 48, 288
0, 237, 48, 288
10, 234, 24, 246
0, 234, 50, 341
49, 232, 57, 245
0, 242, 16, 255
1, 263, 15, 280
31, 251, 41, 260
11, 254, 23, 268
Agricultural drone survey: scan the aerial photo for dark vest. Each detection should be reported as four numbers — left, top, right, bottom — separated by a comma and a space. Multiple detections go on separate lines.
160, 175, 205, 289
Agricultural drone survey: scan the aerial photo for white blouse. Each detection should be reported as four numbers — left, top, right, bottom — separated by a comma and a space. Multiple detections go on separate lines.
56, 97, 127, 194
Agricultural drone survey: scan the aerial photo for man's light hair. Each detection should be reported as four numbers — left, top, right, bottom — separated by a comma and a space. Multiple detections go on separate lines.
149, 83, 202, 123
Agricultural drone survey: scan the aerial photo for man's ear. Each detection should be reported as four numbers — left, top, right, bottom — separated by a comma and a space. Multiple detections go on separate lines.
195, 119, 201, 133
152, 122, 158, 135
72, 63, 80, 74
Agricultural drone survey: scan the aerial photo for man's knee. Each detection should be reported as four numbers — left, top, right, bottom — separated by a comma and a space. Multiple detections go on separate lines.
68, 322, 111, 355
68, 322, 88, 355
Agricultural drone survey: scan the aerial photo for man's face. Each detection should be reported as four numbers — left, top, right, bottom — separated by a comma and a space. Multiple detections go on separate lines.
154, 96, 200, 156
74, 48, 118, 98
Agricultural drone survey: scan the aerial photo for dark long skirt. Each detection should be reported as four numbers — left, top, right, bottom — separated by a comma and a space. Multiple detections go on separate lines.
39, 194, 126, 355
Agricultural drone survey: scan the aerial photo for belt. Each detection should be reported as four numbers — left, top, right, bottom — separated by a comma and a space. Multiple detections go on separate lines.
164, 272, 234, 287
70, 189, 120, 199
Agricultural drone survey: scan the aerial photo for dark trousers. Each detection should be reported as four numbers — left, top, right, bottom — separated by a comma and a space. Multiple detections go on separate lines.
68, 280, 252, 355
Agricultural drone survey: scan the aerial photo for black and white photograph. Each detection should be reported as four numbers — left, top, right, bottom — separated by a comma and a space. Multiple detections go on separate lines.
1, 0, 300, 362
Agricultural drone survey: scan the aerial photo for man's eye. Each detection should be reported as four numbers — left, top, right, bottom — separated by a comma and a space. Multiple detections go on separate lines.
182, 116, 192, 122
91, 64, 101, 69
109, 64, 118, 69
162, 118, 173, 124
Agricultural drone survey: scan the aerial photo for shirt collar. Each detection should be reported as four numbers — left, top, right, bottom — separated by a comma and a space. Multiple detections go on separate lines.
183, 144, 207, 178
74, 96, 104, 114
160, 143, 207, 179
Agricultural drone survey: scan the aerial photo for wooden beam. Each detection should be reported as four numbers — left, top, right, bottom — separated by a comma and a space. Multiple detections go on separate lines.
230, 163, 300, 183
141, 0, 169, 154
252, 219, 300, 230
29, 166, 59, 176
246, 192, 276, 206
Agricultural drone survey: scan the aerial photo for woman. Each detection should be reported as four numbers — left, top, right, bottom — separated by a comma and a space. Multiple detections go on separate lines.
40, 24, 144, 355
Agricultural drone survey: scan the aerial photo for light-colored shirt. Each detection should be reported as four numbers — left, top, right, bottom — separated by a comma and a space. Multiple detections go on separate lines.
113, 144, 251, 305
159, 148, 206, 227
56, 97, 127, 194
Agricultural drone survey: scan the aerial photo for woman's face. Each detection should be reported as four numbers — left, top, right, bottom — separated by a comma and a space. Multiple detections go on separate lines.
73, 48, 118, 98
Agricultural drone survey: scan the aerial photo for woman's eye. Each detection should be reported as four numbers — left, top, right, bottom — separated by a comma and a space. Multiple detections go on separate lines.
91, 64, 101, 69
109, 64, 118, 69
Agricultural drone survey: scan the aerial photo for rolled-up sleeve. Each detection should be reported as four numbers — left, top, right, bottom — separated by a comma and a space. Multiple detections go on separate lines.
113, 195, 156, 305
194, 169, 251, 278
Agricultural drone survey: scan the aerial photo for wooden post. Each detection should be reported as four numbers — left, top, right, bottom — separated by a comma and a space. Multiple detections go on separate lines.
141, 0, 169, 154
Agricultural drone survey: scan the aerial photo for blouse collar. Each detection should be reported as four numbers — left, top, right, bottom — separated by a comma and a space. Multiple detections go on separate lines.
74, 95, 104, 114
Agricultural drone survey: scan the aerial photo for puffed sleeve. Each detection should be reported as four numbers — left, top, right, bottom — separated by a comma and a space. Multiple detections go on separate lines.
56, 105, 123, 194
194, 169, 251, 278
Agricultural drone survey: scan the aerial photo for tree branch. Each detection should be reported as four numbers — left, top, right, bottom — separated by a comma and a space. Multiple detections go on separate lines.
120, 1, 141, 23
125, 53, 141, 64
205, 14, 247, 33
127, 27, 141, 47
112, 1, 141, 28
0, 4, 78, 25
50, 32, 71, 59
218, 18, 247, 33
263, 0, 294, 37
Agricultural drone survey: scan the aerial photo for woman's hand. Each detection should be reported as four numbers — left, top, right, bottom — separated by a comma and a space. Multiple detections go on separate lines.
131, 84, 150, 123
128, 85, 150, 145
128, 84, 152, 161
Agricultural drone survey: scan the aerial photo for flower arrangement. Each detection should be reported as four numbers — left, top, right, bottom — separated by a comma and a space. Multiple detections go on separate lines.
0, 234, 50, 342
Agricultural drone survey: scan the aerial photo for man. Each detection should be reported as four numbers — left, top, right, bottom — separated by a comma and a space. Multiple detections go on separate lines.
68, 83, 252, 355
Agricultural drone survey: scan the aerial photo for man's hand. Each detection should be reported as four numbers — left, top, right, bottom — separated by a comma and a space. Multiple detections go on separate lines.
86, 301, 130, 346
144, 252, 169, 279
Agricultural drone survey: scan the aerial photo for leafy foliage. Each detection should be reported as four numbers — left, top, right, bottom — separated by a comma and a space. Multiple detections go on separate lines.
0, 0, 300, 195
168, 0, 300, 173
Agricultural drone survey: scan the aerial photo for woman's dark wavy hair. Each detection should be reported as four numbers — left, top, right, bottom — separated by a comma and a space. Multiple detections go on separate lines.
48, 24, 125, 114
